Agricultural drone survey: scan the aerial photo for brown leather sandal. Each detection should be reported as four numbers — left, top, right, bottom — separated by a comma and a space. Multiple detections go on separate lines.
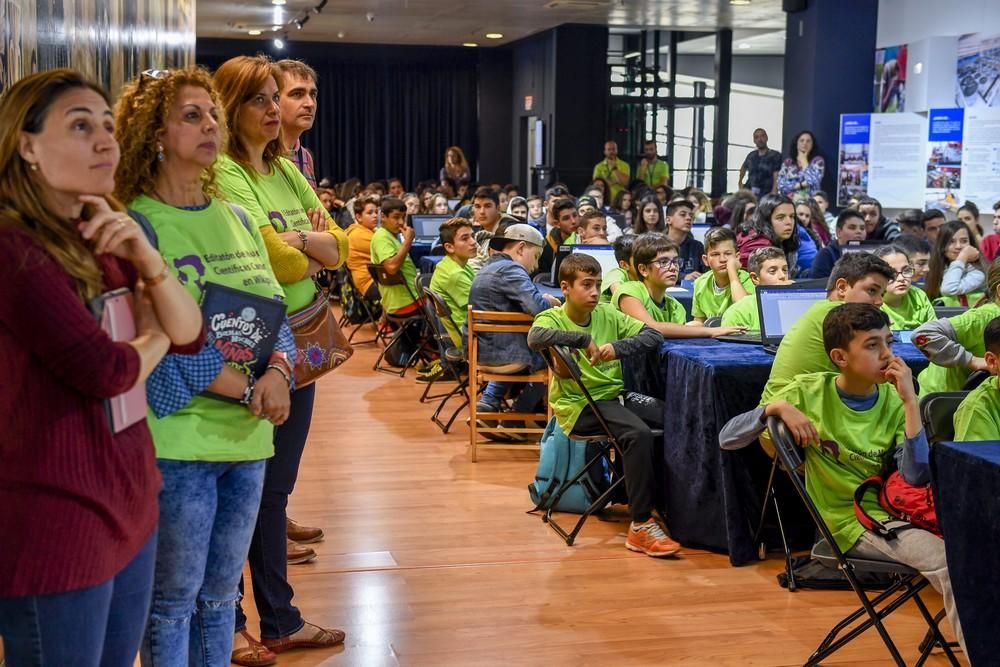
231, 629, 278, 667
262, 623, 346, 653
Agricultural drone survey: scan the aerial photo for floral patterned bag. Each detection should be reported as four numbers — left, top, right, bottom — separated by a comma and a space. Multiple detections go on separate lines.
288, 286, 353, 387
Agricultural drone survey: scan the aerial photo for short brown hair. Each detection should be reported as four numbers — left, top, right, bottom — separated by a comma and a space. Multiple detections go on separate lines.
439, 217, 473, 246
273, 59, 317, 89
353, 194, 379, 217
703, 225, 736, 251
579, 209, 606, 229
559, 253, 601, 284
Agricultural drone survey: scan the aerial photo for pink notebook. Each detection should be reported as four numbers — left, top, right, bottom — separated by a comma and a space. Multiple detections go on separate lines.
92, 289, 148, 434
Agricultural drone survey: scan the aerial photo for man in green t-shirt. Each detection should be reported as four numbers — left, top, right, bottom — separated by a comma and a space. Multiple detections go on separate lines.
528, 253, 679, 558
760, 252, 896, 405
721, 246, 789, 330
592, 141, 631, 202
691, 226, 754, 323
636, 139, 669, 188
954, 316, 1000, 440
430, 218, 478, 348
370, 197, 420, 315
721, 304, 965, 652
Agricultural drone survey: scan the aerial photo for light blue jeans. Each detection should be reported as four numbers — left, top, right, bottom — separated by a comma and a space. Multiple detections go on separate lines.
140, 459, 266, 667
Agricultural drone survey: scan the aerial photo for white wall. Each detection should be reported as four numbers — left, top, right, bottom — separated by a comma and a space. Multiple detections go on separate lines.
877, 0, 1000, 47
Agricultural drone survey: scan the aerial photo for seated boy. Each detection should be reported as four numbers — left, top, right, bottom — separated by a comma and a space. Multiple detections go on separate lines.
601, 234, 638, 302
370, 197, 421, 316
614, 233, 744, 338
720, 304, 965, 651
345, 194, 380, 301
430, 217, 479, 348
808, 208, 867, 280
528, 253, 680, 557
895, 233, 932, 283
721, 246, 789, 330
577, 210, 609, 245
760, 252, 895, 405
954, 316, 1000, 440
691, 226, 754, 323
536, 198, 579, 278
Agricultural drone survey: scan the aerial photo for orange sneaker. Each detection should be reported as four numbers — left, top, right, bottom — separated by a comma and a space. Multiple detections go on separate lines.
626, 519, 681, 557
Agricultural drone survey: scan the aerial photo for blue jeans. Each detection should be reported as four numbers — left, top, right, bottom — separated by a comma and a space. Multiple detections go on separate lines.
235, 383, 315, 640
141, 459, 266, 667
0, 531, 156, 667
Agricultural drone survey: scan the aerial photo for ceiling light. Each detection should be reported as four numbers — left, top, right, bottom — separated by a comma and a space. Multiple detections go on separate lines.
273, 37, 284, 49
271, 0, 285, 4
738, 43, 751, 49
248, 29, 262, 35
730, 0, 751, 5
463, 42, 478, 47
485, 33, 503, 40
624, 51, 641, 59
337, 31, 345, 38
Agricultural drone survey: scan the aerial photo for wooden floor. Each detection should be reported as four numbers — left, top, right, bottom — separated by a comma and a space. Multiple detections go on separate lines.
239, 330, 962, 667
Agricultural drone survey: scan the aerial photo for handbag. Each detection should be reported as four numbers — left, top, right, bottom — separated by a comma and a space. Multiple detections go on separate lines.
288, 282, 353, 387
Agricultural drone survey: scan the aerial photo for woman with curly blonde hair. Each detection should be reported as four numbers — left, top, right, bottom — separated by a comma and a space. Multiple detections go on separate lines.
113, 66, 299, 666
440, 145, 470, 185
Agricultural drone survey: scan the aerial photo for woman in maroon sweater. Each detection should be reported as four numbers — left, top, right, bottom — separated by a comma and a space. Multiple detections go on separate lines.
0, 70, 203, 665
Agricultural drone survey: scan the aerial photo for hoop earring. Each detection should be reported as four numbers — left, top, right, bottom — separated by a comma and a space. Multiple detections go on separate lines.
156, 144, 165, 162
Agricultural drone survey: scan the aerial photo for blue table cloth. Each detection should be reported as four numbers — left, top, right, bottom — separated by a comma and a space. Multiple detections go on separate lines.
420, 254, 445, 274
410, 240, 435, 265
658, 338, 931, 565
931, 440, 1000, 664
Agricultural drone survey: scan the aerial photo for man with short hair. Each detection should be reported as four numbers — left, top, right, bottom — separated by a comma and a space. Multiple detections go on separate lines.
858, 196, 900, 242
592, 141, 631, 202
923, 209, 947, 246
472, 186, 501, 234
664, 199, 705, 280
637, 139, 669, 188
276, 59, 320, 191
738, 128, 782, 197
809, 208, 868, 279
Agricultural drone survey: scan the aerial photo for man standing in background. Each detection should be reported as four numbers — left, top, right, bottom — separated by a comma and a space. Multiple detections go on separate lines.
593, 140, 631, 202
738, 128, 782, 197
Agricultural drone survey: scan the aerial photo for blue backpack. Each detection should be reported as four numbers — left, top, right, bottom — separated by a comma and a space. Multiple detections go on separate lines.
528, 417, 611, 514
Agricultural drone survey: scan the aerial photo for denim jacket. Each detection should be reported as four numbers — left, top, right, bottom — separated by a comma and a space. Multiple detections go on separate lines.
464, 253, 552, 367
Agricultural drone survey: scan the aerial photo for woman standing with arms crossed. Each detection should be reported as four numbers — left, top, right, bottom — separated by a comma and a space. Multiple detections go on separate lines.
0, 70, 202, 665
213, 55, 349, 663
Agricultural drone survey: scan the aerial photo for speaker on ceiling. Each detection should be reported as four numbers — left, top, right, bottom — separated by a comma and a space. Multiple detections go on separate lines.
783, 0, 807, 12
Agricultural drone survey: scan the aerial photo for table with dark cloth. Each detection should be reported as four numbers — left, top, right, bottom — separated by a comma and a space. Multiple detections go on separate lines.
410, 240, 435, 265
931, 440, 1000, 664
420, 254, 445, 274
658, 338, 930, 565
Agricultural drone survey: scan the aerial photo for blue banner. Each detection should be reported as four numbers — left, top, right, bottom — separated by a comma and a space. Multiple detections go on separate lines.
928, 108, 964, 141
840, 114, 871, 144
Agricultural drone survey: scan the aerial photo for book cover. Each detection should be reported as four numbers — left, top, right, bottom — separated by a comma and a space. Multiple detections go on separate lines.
90, 288, 148, 434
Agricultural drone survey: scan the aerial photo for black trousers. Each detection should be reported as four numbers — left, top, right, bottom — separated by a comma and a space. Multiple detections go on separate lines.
572, 392, 664, 524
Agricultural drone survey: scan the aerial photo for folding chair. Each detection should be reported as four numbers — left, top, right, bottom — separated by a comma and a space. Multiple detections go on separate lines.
337, 267, 384, 346
466, 308, 551, 461
421, 286, 471, 433
704, 316, 722, 327
961, 369, 990, 391
767, 415, 960, 667
920, 392, 969, 445
535, 345, 662, 546
367, 263, 433, 377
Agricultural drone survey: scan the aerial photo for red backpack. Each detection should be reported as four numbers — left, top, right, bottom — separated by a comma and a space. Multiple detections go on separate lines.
853, 471, 941, 539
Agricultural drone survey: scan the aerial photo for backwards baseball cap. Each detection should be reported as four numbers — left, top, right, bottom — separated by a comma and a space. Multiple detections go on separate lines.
488, 223, 545, 250
576, 195, 598, 210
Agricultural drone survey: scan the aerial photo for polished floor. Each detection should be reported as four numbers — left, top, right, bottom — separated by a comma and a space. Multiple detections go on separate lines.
239, 335, 960, 667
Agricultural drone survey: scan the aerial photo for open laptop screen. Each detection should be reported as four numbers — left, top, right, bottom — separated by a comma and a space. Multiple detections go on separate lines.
409, 214, 450, 239
690, 224, 712, 244
757, 284, 829, 346
571, 245, 617, 282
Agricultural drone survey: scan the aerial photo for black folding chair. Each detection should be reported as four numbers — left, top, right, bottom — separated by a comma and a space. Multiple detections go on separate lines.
704, 316, 722, 327
920, 392, 969, 445
767, 415, 960, 667
337, 267, 384, 346
535, 345, 662, 546
961, 369, 990, 391
367, 263, 433, 377
420, 286, 471, 433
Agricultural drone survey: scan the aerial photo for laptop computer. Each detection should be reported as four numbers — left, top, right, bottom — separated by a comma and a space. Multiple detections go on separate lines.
571, 245, 617, 282
716, 284, 828, 346
409, 214, 450, 242
690, 223, 712, 244
447, 198, 461, 211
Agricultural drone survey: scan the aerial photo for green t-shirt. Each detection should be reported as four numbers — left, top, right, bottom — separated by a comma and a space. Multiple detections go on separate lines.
880, 287, 935, 330
720, 291, 760, 330
612, 280, 685, 325
216, 155, 328, 312
600, 266, 629, 303
637, 159, 669, 187
130, 196, 283, 462
772, 372, 904, 552
532, 303, 645, 433
760, 299, 840, 405
917, 303, 1000, 394
592, 159, 631, 201
429, 254, 474, 347
935, 292, 985, 308
691, 270, 756, 319
954, 375, 1000, 441
370, 227, 418, 314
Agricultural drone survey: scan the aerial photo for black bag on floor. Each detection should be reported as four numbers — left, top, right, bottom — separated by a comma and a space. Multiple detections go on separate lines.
777, 555, 897, 591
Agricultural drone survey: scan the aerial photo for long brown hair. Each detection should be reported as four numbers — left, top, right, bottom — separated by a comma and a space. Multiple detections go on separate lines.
0, 69, 115, 301
924, 220, 985, 300
213, 55, 284, 177
443, 145, 468, 177
975, 257, 1000, 308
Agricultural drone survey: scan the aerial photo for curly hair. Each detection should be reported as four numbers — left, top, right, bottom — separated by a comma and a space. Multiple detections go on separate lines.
113, 67, 227, 205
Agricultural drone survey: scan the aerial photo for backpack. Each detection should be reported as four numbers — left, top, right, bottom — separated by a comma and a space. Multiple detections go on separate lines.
853, 470, 941, 539
528, 417, 611, 514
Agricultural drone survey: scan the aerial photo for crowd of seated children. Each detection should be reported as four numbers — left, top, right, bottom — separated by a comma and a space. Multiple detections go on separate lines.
527, 254, 680, 557
720, 303, 965, 652
894, 234, 932, 283
370, 197, 421, 316
345, 194, 381, 301
924, 220, 987, 307
577, 210, 610, 245
600, 235, 637, 302
721, 247, 789, 330
809, 208, 867, 280
914, 259, 1000, 394
736, 193, 800, 274
613, 233, 744, 339
954, 316, 1000, 441
872, 245, 935, 331
663, 199, 705, 281
430, 218, 478, 348
467, 224, 561, 421
691, 226, 754, 323
759, 252, 895, 405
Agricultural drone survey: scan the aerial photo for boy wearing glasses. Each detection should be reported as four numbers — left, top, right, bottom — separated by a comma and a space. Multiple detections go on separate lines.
613, 233, 744, 338
873, 245, 935, 330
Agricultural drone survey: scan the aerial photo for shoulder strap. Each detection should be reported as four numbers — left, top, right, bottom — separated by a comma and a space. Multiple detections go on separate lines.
128, 208, 158, 248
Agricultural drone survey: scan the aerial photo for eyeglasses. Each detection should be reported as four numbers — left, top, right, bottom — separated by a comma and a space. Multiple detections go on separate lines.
650, 257, 682, 270
139, 69, 170, 90
893, 266, 915, 280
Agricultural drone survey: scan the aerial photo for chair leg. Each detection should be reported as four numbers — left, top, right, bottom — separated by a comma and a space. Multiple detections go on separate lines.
539, 443, 621, 547
431, 378, 469, 433
913, 599, 961, 666
771, 492, 796, 592
752, 456, 779, 556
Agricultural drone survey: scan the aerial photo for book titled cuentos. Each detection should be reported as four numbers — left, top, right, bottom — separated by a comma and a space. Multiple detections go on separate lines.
200, 282, 287, 403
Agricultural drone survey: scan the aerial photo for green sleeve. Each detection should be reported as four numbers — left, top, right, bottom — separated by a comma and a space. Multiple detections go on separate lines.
666, 294, 686, 324
954, 400, 999, 441
217, 159, 270, 230
739, 270, 757, 293
614, 307, 646, 338
370, 231, 393, 265
611, 281, 644, 312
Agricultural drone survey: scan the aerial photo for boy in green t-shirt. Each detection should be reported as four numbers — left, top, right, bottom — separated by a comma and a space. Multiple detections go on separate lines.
370, 197, 420, 315
614, 233, 744, 339
721, 304, 965, 651
954, 316, 1000, 440
528, 254, 680, 558
600, 235, 638, 303
873, 245, 935, 331
721, 247, 789, 330
429, 218, 478, 348
691, 226, 754, 322
577, 210, 609, 245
